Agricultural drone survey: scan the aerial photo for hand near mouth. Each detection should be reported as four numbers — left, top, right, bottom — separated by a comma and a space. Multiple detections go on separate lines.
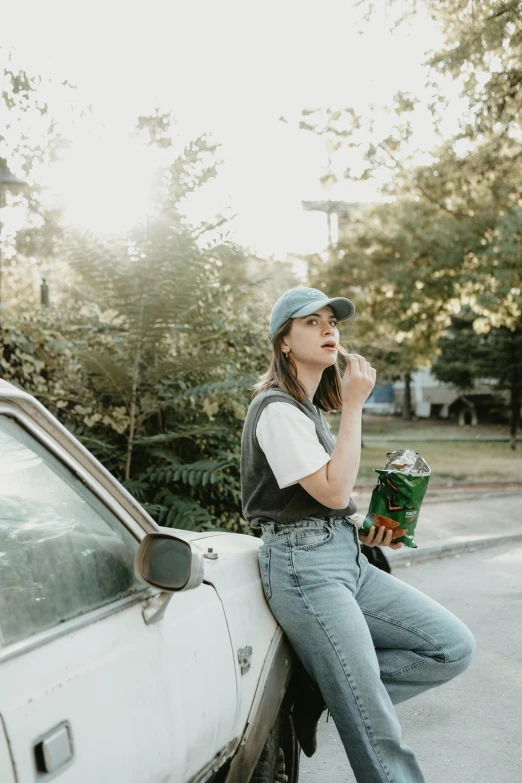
337, 346, 377, 404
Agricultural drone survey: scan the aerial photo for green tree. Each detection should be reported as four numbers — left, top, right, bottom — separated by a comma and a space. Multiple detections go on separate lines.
57, 123, 274, 532
432, 310, 522, 449
388, 0, 522, 330
302, 4, 522, 429
397, 0, 522, 441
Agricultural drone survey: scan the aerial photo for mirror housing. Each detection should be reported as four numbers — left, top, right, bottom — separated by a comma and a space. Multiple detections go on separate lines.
134, 531, 204, 592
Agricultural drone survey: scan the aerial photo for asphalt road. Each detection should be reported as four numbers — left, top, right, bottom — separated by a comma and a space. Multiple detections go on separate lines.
300, 540, 522, 783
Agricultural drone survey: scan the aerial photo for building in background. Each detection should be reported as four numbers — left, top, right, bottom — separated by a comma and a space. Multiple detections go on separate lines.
363, 383, 395, 416
366, 369, 510, 425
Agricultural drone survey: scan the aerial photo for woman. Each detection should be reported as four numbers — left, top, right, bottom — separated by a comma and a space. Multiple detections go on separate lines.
240, 287, 476, 783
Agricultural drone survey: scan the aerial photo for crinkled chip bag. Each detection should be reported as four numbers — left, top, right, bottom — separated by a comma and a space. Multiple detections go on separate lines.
359, 449, 431, 549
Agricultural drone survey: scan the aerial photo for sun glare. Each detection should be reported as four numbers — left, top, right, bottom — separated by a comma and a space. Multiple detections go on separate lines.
47, 139, 160, 235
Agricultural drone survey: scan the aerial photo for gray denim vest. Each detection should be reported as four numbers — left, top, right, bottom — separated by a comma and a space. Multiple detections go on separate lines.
240, 388, 357, 529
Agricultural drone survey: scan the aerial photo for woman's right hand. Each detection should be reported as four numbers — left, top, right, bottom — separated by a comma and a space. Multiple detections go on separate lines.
337, 345, 376, 406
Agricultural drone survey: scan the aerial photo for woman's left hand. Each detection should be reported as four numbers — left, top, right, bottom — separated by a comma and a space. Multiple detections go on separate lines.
359, 525, 404, 550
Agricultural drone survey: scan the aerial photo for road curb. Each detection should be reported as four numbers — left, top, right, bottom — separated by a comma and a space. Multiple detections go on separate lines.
390, 532, 522, 569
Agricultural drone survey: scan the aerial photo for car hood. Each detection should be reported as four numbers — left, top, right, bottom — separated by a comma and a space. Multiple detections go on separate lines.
166, 528, 263, 593
168, 528, 260, 553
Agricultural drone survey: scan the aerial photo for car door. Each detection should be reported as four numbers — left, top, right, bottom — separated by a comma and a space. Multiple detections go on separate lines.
0, 410, 237, 782
0, 716, 15, 783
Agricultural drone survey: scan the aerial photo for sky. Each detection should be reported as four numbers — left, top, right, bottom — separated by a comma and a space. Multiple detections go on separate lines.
2, 0, 456, 257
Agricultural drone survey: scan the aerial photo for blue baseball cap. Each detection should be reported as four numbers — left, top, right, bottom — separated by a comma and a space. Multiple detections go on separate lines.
269, 287, 355, 341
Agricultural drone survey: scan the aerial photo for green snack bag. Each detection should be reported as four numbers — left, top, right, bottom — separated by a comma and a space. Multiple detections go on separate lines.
359, 449, 431, 549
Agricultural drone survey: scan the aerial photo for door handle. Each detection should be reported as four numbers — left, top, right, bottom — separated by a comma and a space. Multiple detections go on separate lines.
34, 722, 73, 774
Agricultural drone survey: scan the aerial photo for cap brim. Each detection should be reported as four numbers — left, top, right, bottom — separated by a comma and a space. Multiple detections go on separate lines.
291, 296, 355, 321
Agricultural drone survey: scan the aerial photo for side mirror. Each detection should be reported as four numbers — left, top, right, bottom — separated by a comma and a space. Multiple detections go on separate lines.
134, 532, 204, 592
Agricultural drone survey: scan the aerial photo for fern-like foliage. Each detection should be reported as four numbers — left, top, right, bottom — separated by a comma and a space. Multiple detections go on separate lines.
143, 493, 216, 531
177, 378, 256, 400
81, 352, 132, 405
146, 459, 233, 487
121, 476, 153, 503
133, 425, 228, 445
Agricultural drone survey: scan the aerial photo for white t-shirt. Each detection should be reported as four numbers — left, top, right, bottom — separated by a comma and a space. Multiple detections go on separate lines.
256, 402, 331, 489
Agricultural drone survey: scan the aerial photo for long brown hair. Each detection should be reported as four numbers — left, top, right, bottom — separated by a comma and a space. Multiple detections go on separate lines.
252, 318, 344, 411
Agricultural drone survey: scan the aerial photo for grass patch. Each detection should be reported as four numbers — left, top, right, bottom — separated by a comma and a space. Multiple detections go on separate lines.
357, 441, 522, 485
326, 413, 515, 440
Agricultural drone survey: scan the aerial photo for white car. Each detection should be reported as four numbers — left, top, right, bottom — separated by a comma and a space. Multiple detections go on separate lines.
0, 380, 300, 783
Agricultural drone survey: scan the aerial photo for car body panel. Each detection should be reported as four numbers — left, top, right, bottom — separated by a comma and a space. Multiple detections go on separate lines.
225, 628, 295, 783
0, 600, 174, 782
0, 585, 237, 782
192, 533, 280, 741
0, 716, 15, 783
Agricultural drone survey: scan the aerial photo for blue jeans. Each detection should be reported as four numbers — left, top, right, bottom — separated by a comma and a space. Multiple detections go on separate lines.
258, 516, 476, 783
